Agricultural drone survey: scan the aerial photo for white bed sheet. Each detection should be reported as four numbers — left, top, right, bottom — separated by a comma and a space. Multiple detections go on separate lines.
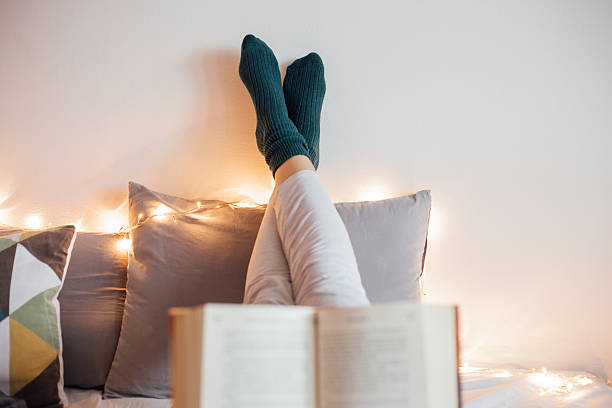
65, 388, 170, 408
460, 367, 612, 408
66, 367, 612, 408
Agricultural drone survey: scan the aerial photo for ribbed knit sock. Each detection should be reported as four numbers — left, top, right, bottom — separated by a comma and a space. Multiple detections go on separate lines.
238, 34, 310, 175
283, 52, 326, 169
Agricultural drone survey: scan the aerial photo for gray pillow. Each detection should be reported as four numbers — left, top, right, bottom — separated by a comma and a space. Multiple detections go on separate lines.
59, 232, 127, 388
104, 182, 430, 398
336, 192, 430, 303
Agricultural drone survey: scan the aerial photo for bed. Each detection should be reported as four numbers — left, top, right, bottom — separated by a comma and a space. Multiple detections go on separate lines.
65, 367, 612, 408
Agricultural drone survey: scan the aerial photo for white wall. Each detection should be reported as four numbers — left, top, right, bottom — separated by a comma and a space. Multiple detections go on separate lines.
1, 1, 611, 379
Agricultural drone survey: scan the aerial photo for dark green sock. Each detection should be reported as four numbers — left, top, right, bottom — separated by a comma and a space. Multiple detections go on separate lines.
283, 52, 326, 169
238, 34, 309, 175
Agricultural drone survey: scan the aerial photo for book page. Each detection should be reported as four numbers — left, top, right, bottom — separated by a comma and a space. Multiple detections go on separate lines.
201, 304, 316, 408
420, 305, 459, 408
317, 303, 456, 408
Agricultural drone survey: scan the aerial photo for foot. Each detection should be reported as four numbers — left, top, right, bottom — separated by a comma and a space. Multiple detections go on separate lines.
283, 52, 326, 169
239, 34, 309, 175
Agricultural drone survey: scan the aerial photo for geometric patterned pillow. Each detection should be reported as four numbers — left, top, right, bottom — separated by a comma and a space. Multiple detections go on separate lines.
0, 226, 76, 408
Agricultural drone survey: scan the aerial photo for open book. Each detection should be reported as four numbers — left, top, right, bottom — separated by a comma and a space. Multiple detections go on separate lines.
169, 302, 459, 408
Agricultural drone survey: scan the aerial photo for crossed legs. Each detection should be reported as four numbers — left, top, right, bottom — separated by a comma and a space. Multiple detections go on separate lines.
238, 35, 369, 307
245, 159, 369, 306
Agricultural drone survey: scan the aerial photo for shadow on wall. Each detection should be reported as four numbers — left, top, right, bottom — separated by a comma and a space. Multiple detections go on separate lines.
39, 50, 273, 231
149, 49, 270, 201
75, 49, 271, 230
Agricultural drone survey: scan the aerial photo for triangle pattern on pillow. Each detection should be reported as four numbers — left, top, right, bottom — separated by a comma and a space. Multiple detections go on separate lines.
0, 238, 18, 253
8, 244, 60, 314
9, 317, 57, 395
11, 286, 61, 352
19, 228, 69, 281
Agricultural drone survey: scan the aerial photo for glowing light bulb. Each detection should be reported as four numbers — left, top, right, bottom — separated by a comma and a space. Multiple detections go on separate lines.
25, 214, 43, 229
117, 237, 132, 252
137, 213, 144, 221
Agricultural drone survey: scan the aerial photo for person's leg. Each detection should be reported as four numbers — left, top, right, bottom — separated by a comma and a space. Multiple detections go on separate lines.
271, 157, 370, 307
238, 35, 310, 176
239, 35, 368, 307
238, 35, 304, 304
283, 53, 326, 169
273, 154, 314, 185
243, 204, 294, 305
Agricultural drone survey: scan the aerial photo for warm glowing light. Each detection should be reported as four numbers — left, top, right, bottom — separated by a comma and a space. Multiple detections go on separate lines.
565, 390, 587, 400
358, 184, 391, 202
428, 207, 441, 239
215, 204, 223, 209
25, 214, 43, 229
231, 200, 259, 208
137, 213, 144, 221
100, 213, 124, 233
491, 369, 512, 378
211, 186, 271, 205
196, 201, 202, 208
151, 204, 173, 218
117, 237, 132, 252
456, 367, 597, 400
96, 200, 128, 233
459, 363, 482, 373
573, 376, 593, 385
0, 209, 10, 225
530, 369, 573, 395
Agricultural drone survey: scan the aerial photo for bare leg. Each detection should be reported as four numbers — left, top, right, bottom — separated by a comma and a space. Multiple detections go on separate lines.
274, 155, 314, 186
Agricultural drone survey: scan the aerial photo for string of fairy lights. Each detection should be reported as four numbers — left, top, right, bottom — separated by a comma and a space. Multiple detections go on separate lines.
459, 364, 611, 397
0, 182, 404, 235
0, 197, 264, 253
116, 200, 265, 252
3, 195, 611, 394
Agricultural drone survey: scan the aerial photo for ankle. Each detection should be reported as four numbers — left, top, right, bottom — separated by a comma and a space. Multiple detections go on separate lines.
274, 155, 315, 186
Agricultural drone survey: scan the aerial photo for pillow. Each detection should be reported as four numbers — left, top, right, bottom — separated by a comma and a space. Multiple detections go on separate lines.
104, 182, 430, 398
58, 232, 128, 389
336, 193, 430, 303
0, 226, 76, 408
